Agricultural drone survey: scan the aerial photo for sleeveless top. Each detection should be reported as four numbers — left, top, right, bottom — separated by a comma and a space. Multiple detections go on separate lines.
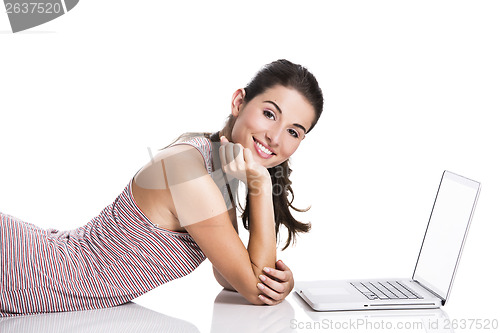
0, 136, 221, 317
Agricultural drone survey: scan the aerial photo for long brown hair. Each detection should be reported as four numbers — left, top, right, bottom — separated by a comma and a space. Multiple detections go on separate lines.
218, 59, 324, 249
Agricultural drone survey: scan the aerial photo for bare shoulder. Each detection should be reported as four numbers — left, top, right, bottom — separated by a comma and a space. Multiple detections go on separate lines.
132, 143, 220, 231
134, 144, 207, 190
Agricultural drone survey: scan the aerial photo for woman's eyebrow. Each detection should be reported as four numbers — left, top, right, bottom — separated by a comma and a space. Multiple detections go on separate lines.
264, 100, 283, 114
264, 100, 308, 133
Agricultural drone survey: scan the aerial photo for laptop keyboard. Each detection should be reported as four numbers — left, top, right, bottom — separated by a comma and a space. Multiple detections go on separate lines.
351, 281, 423, 300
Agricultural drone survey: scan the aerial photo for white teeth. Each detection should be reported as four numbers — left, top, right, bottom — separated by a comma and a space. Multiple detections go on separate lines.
256, 141, 273, 155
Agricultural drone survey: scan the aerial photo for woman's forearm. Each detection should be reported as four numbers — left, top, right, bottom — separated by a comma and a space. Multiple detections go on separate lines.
246, 175, 277, 277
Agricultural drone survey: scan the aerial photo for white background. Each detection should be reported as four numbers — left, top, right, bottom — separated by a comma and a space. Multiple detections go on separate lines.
1, 1, 499, 331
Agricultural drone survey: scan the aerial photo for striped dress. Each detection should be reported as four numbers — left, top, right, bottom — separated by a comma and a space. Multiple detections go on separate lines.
0, 137, 215, 317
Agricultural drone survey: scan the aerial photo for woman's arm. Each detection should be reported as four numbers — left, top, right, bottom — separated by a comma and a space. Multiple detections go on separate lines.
213, 266, 236, 291
215, 259, 296, 305
208, 141, 295, 303
164, 142, 276, 305
212, 206, 238, 292
218, 136, 276, 277
244, 171, 277, 279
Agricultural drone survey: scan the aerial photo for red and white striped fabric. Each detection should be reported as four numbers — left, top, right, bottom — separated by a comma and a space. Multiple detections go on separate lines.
0, 137, 213, 317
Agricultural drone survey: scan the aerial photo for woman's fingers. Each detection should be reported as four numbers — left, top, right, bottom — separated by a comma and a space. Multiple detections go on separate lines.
219, 148, 227, 170
257, 261, 295, 305
232, 143, 245, 165
223, 143, 244, 170
257, 280, 284, 305
258, 294, 280, 306
263, 265, 290, 282
275, 259, 290, 272
243, 146, 254, 164
219, 137, 252, 183
257, 271, 288, 304
259, 274, 286, 293
218, 136, 269, 186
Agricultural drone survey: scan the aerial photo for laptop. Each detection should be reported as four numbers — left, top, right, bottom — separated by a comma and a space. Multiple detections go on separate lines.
295, 170, 481, 311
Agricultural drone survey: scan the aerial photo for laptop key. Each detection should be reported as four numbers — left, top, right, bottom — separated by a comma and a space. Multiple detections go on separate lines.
367, 283, 390, 299
351, 283, 379, 300
389, 281, 421, 299
379, 281, 407, 299
375, 282, 399, 299
363, 292, 378, 300
351, 282, 371, 293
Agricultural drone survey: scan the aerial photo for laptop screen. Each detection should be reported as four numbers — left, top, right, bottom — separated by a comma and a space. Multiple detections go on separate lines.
412, 171, 480, 302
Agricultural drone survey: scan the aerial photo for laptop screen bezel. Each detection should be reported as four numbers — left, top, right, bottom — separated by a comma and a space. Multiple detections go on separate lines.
412, 170, 481, 304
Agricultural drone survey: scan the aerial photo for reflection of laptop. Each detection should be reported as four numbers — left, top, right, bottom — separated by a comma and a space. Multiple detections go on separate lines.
296, 170, 481, 311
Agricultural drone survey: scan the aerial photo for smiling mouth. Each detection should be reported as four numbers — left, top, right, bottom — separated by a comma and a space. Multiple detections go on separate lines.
253, 137, 276, 159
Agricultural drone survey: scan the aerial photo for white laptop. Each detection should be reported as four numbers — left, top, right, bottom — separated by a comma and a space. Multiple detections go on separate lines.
295, 170, 481, 311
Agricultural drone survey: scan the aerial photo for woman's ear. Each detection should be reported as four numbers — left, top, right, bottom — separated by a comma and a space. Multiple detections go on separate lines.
231, 88, 246, 117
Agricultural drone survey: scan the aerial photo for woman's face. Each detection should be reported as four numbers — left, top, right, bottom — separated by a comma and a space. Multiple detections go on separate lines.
230, 85, 316, 168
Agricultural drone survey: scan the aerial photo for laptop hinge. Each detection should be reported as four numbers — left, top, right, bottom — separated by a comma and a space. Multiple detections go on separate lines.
414, 280, 446, 305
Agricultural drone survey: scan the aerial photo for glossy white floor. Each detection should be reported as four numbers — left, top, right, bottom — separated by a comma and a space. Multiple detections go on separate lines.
2, 249, 499, 333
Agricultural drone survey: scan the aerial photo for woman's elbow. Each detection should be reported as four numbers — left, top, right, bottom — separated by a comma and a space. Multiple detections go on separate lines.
246, 294, 266, 305
240, 289, 269, 305
215, 283, 264, 305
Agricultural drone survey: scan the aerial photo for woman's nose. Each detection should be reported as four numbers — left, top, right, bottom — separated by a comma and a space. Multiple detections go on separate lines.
265, 127, 282, 147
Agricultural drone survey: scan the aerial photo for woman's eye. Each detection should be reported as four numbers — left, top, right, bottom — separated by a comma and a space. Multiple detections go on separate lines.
263, 110, 275, 120
288, 129, 299, 138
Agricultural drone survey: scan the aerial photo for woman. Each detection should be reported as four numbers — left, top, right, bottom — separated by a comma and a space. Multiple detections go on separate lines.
0, 59, 323, 316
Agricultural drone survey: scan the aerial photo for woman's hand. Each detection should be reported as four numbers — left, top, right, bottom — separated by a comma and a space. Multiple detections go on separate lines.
257, 260, 295, 305
219, 136, 270, 189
